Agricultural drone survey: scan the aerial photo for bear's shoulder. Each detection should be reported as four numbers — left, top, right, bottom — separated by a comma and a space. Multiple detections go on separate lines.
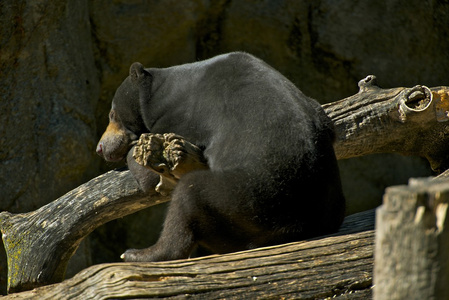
152, 52, 264, 75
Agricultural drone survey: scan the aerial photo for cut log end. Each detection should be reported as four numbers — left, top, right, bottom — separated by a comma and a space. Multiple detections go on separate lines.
132, 133, 209, 196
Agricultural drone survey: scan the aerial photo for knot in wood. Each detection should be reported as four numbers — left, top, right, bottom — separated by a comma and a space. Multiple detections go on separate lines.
358, 75, 378, 93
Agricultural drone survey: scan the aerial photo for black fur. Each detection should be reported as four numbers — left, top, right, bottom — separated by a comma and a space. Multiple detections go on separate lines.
97, 52, 345, 262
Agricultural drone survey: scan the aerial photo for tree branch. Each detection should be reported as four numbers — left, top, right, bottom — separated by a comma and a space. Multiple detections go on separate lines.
324, 75, 449, 171
0, 168, 169, 293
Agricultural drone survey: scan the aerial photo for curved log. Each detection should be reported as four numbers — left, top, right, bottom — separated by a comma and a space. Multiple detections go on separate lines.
0, 169, 169, 293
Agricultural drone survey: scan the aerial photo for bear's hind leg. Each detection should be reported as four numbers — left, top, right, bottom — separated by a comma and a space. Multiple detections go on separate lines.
121, 175, 202, 262
121, 205, 196, 262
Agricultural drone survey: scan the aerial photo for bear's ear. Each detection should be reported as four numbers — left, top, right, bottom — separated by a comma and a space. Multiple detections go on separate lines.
129, 62, 147, 82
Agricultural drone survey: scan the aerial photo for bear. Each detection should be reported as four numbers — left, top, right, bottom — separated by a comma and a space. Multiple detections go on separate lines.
96, 52, 345, 262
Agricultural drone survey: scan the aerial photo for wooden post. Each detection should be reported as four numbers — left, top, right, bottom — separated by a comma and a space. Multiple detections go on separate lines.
374, 178, 449, 299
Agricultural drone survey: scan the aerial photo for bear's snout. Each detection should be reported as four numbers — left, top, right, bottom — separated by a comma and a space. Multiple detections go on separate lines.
95, 137, 128, 162
96, 121, 132, 162
96, 142, 104, 156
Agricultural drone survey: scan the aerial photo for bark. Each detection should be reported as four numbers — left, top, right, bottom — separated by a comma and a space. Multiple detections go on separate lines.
1, 210, 375, 300
1, 77, 449, 295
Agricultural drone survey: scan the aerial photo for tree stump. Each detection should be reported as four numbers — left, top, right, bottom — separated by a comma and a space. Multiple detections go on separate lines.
374, 178, 449, 300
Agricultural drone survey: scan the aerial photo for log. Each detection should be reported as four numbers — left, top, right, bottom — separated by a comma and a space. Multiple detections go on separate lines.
374, 178, 449, 300
324, 76, 449, 172
0, 168, 170, 293
1, 210, 376, 299
1, 77, 448, 294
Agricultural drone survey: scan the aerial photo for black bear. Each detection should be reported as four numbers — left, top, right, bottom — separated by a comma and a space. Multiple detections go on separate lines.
96, 52, 345, 262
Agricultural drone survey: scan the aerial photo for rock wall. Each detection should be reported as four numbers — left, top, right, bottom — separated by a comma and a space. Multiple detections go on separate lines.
1, 0, 448, 294
0, 0, 99, 211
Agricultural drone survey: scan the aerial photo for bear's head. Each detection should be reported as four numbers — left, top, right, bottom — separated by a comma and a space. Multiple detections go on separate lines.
96, 62, 151, 162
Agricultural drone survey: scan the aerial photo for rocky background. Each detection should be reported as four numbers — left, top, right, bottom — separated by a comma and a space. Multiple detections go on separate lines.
1, 0, 447, 294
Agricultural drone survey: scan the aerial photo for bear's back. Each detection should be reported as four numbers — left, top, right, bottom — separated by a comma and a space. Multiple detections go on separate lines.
148, 52, 333, 173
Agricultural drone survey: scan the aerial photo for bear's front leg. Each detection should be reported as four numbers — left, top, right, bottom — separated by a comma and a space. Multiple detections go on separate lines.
133, 133, 208, 196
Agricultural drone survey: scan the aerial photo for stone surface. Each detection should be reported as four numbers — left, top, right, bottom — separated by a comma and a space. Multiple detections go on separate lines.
0, 0, 100, 211
1, 0, 448, 294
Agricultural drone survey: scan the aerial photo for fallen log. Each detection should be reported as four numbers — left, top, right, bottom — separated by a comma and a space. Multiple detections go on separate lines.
1, 210, 375, 299
1, 77, 448, 294
324, 76, 449, 171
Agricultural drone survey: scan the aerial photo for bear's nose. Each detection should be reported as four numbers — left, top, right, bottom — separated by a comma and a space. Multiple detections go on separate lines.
96, 142, 104, 156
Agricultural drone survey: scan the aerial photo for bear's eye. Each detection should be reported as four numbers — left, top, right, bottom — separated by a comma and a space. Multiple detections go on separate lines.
109, 110, 115, 120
